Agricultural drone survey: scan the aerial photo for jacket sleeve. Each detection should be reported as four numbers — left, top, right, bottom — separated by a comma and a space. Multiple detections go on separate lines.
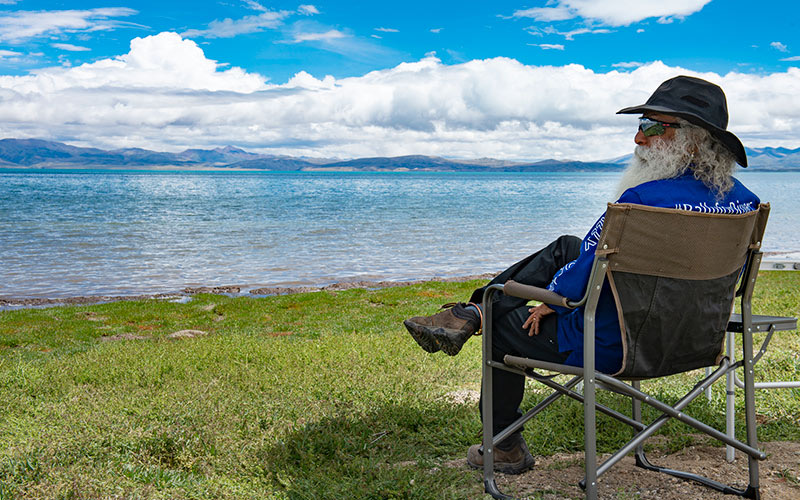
546, 189, 643, 305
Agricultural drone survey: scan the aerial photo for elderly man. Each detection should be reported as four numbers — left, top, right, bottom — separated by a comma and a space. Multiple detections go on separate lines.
403, 75, 759, 473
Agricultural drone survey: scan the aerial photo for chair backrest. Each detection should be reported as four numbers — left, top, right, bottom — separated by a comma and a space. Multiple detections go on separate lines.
596, 202, 770, 378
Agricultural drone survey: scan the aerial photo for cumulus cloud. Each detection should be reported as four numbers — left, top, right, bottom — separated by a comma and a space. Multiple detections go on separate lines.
182, 10, 289, 38
52, 43, 91, 52
0, 7, 139, 43
1, 32, 266, 92
513, 0, 711, 26
0, 32, 798, 159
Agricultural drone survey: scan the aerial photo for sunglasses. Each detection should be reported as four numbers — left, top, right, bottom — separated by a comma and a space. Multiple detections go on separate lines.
638, 117, 681, 137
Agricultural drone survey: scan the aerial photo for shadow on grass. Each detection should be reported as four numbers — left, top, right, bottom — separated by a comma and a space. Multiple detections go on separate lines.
259, 401, 479, 500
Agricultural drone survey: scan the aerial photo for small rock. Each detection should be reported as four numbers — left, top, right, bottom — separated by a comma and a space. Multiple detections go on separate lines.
183, 286, 240, 294
101, 334, 150, 341
442, 389, 480, 405
249, 286, 321, 295
168, 329, 208, 339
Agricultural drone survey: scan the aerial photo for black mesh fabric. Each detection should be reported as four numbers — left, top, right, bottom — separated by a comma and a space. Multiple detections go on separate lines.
612, 270, 738, 377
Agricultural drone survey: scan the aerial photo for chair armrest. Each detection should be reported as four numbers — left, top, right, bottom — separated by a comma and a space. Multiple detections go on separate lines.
503, 280, 574, 308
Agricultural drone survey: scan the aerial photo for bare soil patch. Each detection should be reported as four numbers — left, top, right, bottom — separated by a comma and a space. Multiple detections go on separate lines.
468, 440, 800, 499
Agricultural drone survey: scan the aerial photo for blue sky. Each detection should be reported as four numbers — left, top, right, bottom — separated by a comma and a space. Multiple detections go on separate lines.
0, 1, 798, 160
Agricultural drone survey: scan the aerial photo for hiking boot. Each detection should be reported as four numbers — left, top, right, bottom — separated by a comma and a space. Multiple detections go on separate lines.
466, 438, 534, 475
403, 302, 481, 355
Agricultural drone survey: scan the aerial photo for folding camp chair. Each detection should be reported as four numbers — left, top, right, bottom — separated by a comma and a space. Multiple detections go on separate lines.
479, 202, 797, 500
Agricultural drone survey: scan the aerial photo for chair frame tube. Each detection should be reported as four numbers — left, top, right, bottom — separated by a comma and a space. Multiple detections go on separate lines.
480, 250, 770, 499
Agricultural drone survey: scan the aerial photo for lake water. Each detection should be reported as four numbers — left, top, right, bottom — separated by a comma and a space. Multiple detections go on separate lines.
1, 169, 798, 299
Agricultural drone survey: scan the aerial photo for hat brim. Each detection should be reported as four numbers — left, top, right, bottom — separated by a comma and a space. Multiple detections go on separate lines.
617, 104, 748, 167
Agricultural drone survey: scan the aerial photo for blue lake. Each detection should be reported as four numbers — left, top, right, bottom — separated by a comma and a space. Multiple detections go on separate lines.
1, 169, 798, 299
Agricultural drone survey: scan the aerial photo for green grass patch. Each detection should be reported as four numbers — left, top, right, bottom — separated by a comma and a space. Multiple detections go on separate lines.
0, 273, 798, 498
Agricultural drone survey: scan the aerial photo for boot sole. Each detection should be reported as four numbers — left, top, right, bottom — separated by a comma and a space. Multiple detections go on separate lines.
403, 320, 441, 353
466, 453, 535, 475
404, 320, 468, 356
432, 328, 469, 356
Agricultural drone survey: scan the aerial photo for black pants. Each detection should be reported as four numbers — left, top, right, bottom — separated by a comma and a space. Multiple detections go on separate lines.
470, 235, 582, 446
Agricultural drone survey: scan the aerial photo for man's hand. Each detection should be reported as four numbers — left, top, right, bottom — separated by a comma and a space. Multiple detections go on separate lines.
522, 303, 555, 336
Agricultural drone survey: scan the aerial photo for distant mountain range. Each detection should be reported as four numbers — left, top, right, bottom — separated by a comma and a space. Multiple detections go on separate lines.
0, 138, 798, 172
606, 147, 800, 170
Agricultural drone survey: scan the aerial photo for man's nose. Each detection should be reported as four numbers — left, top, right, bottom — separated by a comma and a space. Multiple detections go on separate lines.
634, 129, 648, 146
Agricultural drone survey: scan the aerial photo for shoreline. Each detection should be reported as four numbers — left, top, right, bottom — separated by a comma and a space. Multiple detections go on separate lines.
3, 254, 799, 309
0, 273, 498, 309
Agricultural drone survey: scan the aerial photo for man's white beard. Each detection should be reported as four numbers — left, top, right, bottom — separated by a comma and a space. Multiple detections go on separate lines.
614, 139, 692, 200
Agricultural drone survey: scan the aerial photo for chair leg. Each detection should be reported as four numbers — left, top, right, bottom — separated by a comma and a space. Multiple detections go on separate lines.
482, 287, 499, 498
726, 330, 737, 463
632, 380, 653, 471
741, 308, 762, 499
632, 381, 643, 455
481, 285, 517, 500
583, 376, 598, 499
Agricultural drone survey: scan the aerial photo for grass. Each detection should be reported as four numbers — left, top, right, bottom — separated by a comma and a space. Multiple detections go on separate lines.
0, 273, 798, 499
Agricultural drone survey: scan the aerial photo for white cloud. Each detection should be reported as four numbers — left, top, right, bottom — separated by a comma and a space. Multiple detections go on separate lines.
533, 43, 565, 50
530, 26, 612, 40
512, 0, 711, 27
0, 8, 139, 43
513, 6, 574, 22
612, 61, 644, 68
1, 33, 798, 160
430, 28, 442, 33
298, 5, 320, 16
0, 49, 21, 57
781, 56, 800, 62
182, 10, 289, 38
290, 29, 347, 43
52, 43, 91, 52
242, 0, 267, 11
1, 32, 266, 92
375, 27, 399, 33
771, 41, 789, 52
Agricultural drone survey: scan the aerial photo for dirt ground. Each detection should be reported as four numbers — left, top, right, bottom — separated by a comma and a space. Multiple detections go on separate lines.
471, 440, 800, 499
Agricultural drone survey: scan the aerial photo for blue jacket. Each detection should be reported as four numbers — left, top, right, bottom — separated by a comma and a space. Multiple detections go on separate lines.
547, 173, 760, 374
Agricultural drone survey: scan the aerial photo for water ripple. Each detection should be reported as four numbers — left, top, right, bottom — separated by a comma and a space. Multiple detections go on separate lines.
0, 169, 797, 298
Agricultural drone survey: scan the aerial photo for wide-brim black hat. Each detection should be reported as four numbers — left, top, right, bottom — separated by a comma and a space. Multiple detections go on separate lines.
617, 75, 748, 167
